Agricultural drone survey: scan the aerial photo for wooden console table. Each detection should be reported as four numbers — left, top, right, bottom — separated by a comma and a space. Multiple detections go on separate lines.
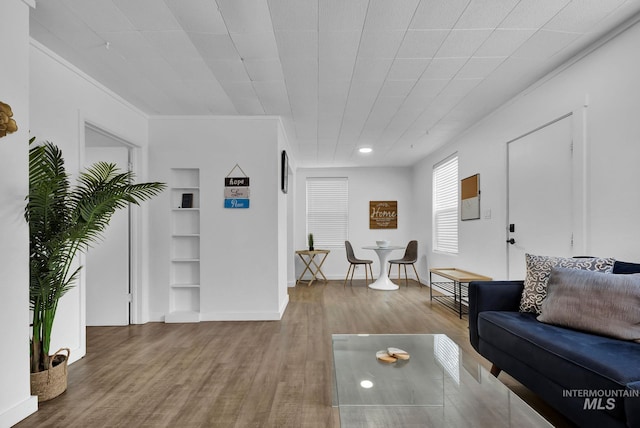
295, 249, 330, 286
429, 268, 492, 318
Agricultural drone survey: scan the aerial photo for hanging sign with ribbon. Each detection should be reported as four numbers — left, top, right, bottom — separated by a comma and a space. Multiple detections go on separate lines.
224, 164, 250, 209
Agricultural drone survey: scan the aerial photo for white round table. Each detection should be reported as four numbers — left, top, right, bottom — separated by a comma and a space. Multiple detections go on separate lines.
362, 246, 404, 290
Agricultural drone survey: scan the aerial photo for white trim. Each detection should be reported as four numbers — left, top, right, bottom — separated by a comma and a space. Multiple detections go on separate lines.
0, 396, 38, 427
79, 117, 145, 327
22, 0, 36, 8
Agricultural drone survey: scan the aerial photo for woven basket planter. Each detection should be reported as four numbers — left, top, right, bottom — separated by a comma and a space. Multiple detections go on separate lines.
30, 348, 70, 402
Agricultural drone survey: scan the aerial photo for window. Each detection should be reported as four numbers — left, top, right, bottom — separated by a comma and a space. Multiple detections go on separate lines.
433, 155, 458, 253
306, 178, 348, 248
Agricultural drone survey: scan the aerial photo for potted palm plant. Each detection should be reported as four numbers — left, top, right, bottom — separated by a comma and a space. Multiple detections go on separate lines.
26, 138, 165, 401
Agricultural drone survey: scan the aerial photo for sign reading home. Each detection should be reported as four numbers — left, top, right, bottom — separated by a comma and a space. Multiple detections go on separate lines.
369, 201, 397, 229
224, 176, 250, 209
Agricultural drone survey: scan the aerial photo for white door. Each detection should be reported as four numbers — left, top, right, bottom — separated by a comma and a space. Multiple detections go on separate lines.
85, 146, 130, 326
507, 115, 573, 280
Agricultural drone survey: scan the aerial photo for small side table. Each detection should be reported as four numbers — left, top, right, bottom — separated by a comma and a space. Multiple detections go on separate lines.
429, 268, 492, 318
296, 249, 330, 286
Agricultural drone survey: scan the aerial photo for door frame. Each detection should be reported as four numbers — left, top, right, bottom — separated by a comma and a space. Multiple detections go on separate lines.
505, 107, 589, 278
80, 119, 143, 325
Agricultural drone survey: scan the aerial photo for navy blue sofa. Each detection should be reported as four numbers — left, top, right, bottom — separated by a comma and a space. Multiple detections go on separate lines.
469, 261, 640, 428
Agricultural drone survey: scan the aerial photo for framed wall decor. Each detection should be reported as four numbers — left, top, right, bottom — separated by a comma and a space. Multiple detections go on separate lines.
461, 174, 480, 220
281, 150, 288, 194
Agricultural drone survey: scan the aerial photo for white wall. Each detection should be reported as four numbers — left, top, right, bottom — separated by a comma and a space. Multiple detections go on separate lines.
412, 19, 640, 281
29, 42, 149, 361
294, 167, 417, 282
148, 116, 289, 321
0, 1, 38, 425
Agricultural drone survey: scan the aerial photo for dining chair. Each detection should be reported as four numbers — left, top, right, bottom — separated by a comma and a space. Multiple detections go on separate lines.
344, 241, 374, 287
388, 240, 421, 287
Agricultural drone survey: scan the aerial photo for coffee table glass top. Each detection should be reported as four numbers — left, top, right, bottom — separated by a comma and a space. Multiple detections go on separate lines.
332, 334, 552, 427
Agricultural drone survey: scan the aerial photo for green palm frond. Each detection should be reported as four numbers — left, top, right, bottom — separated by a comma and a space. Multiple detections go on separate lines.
27, 139, 165, 372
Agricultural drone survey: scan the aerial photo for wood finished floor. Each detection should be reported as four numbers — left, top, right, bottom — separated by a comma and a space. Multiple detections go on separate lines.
16, 281, 574, 428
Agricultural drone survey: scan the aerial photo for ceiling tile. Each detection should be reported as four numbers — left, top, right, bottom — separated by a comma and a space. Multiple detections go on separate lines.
454, 0, 519, 29
387, 58, 430, 80
31, 0, 91, 32
267, 0, 318, 31
364, 0, 421, 31
112, 0, 180, 31
410, 0, 469, 30
544, 0, 626, 33
456, 57, 505, 79
352, 58, 394, 81
182, 80, 237, 114
166, 58, 216, 80
203, 59, 250, 82
275, 31, 318, 60
143, 31, 202, 59
474, 29, 536, 57
499, 0, 571, 29
231, 32, 279, 59
243, 59, 285, 81
422, 58, 467, 79
165, 0, 228, 34
319, 59, 356, 82
233, 97, 266, 114
96, 31, 162, 60
513, 30, 581, 59
358, 30, 405, 58
62, 0, 133, 32
378, 80, 415, 98
220, 81, 259, 98
216, 0, 273, 33
253, 81, 291, 114
319, 31, 361, 59
435, 29, 494, 57
319, 0, 368, 31
188, 33, 238, 60
397, 30, 449, 58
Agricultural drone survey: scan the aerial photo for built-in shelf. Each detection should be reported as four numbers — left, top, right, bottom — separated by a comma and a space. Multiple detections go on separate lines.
166, 168, 201, 323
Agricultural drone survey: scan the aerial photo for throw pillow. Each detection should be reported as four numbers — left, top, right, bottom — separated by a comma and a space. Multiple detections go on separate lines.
537, 267, 640, 343
519, 254, 615, 314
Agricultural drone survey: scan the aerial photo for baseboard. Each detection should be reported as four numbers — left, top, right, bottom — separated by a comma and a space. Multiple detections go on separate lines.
200, 296, 289, 321
0, 395, 38, 427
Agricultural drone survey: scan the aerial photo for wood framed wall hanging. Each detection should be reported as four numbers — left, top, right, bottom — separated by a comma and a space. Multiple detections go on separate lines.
461, 174, 480, 220
369, 201, 397, 229
281, 150, 288, 194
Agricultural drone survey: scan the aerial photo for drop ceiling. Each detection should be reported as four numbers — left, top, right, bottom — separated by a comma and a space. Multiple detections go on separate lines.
30, 0, 640, 167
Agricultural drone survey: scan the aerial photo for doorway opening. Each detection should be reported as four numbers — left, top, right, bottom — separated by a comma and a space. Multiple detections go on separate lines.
83, 123, 139, 326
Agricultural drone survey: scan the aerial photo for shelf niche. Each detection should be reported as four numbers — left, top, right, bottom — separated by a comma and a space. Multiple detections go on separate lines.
166, 168, 201, 323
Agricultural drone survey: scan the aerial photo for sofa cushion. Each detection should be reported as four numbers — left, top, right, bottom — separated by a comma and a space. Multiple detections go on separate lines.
538, 268, 640, 342
519, 254, 615, 314
478, 311, 640, 421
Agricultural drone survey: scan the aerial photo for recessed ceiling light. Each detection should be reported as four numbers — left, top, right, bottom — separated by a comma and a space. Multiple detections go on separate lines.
360, 380, 374, 389
359, 147, 372, 153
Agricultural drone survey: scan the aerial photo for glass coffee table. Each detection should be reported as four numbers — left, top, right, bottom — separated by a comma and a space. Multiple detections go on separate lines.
332, 334, 552, 427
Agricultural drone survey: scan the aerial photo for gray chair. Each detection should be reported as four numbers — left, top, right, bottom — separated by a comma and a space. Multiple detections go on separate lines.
344, 241, 374, 287
388, 240, 421, 287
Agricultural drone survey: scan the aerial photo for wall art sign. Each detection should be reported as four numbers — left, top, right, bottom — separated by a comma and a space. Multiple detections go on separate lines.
369, 200, 397, 229
461, 173, 480, 220
224, 164, 250, 209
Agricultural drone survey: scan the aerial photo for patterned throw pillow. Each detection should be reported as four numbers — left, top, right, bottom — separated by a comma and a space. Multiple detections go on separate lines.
519, 254, 615, 314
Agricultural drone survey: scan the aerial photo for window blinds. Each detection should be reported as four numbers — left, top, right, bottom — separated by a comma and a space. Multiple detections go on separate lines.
433, 156, 458, 253
306, 178, 348, 248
